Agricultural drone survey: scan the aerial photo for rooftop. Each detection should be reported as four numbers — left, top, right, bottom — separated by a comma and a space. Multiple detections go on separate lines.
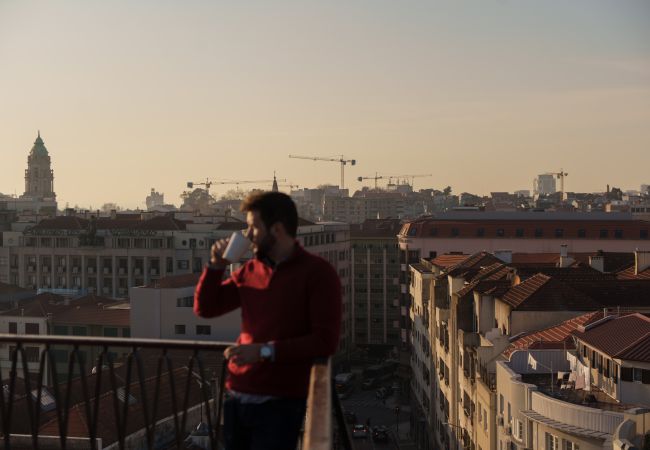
572, 313, 650, 362
145, 273, 200, 289
521, 373, 638, 413
503, 311, 604, 359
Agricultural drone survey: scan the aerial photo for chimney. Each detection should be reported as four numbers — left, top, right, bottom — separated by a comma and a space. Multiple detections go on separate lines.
590, 255, 605, 273
559, 244, 574, 268
494, 250, 512, 264
635, 250, 650, 275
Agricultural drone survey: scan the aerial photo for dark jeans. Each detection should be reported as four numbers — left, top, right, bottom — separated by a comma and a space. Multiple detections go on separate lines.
223, 396, 306, 450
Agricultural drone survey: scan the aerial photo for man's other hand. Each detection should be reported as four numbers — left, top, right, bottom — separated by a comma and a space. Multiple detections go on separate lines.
210, 239, 231, 267
224, 344, 262, 366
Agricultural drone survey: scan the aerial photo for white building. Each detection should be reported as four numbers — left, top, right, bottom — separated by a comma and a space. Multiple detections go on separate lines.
535, 174, 557, 196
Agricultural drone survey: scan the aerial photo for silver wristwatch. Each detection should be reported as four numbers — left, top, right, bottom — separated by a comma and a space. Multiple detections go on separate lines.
260, 344, 273, 361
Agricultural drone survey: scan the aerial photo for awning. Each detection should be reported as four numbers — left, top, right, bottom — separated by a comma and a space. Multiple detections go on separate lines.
521, 410, 611, 440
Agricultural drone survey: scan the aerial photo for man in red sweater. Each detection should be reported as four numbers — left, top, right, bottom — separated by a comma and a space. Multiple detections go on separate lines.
194, 191, 342, 450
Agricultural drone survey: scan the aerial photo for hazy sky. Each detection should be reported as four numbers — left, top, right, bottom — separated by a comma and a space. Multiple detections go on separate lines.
1, 1, 649, 209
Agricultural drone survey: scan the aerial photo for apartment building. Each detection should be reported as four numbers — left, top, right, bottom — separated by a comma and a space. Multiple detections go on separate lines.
0, 214, 229, 298
0, 293, 130, 380
495, 312, 650, 450
398, 211, 650, 354
408, 247, 650, 450
130, 273, 240, 341
323, 192, 407, 223
349, 219, 401, 350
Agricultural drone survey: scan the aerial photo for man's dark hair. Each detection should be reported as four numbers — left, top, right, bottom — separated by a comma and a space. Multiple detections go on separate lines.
241, 191, 299, 237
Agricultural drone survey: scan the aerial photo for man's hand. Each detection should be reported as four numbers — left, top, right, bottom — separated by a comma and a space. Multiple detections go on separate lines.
224, 344, 263, 366
210, 239, 231, 268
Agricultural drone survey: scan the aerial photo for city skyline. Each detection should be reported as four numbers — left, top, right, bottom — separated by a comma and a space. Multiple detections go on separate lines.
1, 1, 649, 208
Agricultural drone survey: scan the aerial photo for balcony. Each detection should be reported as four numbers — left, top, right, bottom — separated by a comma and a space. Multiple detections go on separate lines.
0, 334, 351, 450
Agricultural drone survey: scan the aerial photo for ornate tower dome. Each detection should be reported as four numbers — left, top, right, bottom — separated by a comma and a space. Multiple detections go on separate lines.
24, 131, 56, 200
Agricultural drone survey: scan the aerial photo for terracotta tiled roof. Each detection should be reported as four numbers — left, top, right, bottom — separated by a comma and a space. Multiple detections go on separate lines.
617, 265, 650, 280
400, 217, 650, 240
573, 313, 650, 362
30, 215, 187, 232
447, 252, 503, 278
0, 282, 34, 296
0, 294, 129, 326
146, 273, 200, 289
503, 311, 604, 359
514, 266, 615, 282
500, 274, 598, 311
350, 219, 403, 238
570, 280, 650, 309
429, 253, 469, 269
457, 279, 512, 299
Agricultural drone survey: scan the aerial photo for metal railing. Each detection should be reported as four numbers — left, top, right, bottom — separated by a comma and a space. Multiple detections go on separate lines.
0, 334, 352, 450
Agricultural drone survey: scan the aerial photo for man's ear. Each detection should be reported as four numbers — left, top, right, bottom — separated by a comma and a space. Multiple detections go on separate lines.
271, 222, 286, 238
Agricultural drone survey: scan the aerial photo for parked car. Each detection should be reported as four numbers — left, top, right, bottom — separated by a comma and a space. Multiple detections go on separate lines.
373, 425, 389, 442
352, 424, 369, 439
343, 410, 357, 424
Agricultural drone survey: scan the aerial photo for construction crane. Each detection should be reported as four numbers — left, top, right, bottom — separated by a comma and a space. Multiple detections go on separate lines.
187, 178, 286, 194
387, 174, 433, 190
357, 173, 387, 189
288, 154, 356, 189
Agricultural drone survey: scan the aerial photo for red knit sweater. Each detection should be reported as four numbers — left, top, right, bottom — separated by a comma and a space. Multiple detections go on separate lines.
194, 245, 342, 399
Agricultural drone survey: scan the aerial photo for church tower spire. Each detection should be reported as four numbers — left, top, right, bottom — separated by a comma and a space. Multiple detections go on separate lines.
272, 172, 279, 192
24, 131, 56, 200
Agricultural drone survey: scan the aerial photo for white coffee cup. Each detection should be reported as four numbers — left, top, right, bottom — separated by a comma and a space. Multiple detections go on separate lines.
222, 231, 251, 263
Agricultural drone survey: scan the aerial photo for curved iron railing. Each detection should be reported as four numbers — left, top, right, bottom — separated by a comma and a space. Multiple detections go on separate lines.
0, 334, 352, 449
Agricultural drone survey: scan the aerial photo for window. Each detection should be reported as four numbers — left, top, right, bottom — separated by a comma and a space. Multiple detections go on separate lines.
52, 325, 68, 335
174, 325, 186, 335
72, 326, 87, 336
25, 323, 39, 334
496, 228, 504, 237
514, 419, 523, 441
451, 228, 459, 237
534, 228, 543, 238
600, 229, 608, 238
564, 441, 579, 450
577, 229, 586, 238
641, 229, 649, 239
555, 229, 564, 238
8, 322, 17, 334
176, 296, 194, 307
196, 325, 211, 335
546, 433, 559, 450
633, 368, 642, 383
429, 228, 438, 236
515, 228, 524, 237
103, 327, 118, 337
122, 328, 130, 337
177, 260, 189, 270
614, 229, 623, 239
477, 228, 485, 237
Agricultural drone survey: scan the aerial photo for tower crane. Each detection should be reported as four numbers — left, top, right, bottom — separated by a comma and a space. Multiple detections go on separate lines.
544, 169, 569, 199
186, 178, 286, 194
288, 154, 356, 189
357, 173, 387, 189
387, 174, 433, 190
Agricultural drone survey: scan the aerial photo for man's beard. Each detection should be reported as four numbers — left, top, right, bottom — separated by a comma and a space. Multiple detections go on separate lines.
254, 233, 276, 261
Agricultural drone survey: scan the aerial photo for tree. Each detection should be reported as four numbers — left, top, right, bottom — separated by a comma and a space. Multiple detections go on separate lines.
180, 188, 216, 213
101, 203, 121, 213
443, 186, 452, 196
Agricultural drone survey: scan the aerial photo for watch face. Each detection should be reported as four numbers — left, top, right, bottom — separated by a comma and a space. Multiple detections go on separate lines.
261, 345, 272, 358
